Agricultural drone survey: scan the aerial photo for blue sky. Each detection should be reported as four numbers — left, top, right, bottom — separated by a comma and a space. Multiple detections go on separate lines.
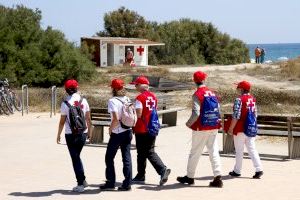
1, 0, 299, 44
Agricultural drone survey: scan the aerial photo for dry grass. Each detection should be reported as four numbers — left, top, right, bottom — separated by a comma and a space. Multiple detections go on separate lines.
13, 63, 300, 116
280, 57, 300, 80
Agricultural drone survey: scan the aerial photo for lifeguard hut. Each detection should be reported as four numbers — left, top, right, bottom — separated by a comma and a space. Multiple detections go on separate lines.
80, 37, 164, 67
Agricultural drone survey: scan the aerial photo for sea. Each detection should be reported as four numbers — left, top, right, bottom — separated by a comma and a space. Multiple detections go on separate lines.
247, 43, 300, 63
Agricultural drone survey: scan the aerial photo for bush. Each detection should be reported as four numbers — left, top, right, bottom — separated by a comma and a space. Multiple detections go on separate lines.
98, 8, 250, 65
0, 5, 96, 87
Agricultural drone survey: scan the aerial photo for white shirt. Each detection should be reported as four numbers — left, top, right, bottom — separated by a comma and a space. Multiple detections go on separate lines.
108, 96, 130, 134
61, 93, 90, 134
135, 100, 143, 109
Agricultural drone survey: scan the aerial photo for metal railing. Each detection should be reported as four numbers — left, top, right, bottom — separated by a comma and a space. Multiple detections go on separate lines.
50, 86, 57, 118
21, 85, 29, 116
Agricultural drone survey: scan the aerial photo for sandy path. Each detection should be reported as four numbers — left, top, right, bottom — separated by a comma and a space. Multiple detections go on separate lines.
1, 111, 300, 200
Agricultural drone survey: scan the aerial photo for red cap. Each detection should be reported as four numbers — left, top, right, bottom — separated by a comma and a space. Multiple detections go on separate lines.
236, 81, 251, 91
130, 76, 150, 85
193, 71, 207, 83
64, 79, 78, 89
111, 79, 124, 90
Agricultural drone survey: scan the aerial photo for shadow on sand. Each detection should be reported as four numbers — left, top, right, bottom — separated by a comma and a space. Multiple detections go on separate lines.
9, 188, 101, 197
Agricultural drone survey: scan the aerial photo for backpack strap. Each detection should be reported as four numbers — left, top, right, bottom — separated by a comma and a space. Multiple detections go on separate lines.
64, 100, 71, 108
114, 97, 124, 104
64, 96, 84, 108
114, 97, 131, 104
79, 96, 84, 105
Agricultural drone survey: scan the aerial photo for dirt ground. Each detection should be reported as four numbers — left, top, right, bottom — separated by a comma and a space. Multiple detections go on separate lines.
1, 111, 300, 200
169, 63, 300, 91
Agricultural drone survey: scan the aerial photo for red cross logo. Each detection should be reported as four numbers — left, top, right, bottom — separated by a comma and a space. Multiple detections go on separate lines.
74, 101, 84, 109
137, 46, 144, 56
204, 91, 215, 97
246, 99, 255, 112
146, 97, 155, 111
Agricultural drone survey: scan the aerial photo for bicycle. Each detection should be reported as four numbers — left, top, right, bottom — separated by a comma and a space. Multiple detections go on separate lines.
0, 79, 22, 115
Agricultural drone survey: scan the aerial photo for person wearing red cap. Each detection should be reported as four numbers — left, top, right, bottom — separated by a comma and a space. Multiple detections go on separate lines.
227, 81, 263, 179
177, 71, 223, 188
56, 79, 91, 193
131, 76, 171, 186
100, 79, 133, 191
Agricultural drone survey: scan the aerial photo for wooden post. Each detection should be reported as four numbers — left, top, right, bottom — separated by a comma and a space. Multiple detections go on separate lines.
287, 117, 293, 159
91, 125, 104, 144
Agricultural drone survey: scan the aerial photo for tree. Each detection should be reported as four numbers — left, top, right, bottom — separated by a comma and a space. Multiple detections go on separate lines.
0, 5, 96, 87
97, 6, 151, 38
97, 7, 250, 65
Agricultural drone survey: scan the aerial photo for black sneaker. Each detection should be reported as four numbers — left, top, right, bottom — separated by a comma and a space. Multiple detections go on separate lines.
132, 175, 145, 184
118, 186, 132, 191
100, 184, 115, 191
229, 171, 241, 177
177, 176, 195, 185
160, 168, 171, 186
253, 171, 264, 179
209, 176, 223, 188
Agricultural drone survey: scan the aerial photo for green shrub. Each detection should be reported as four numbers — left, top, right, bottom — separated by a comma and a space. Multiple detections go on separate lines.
98, 8, 250, 65
0, 5, 96, 87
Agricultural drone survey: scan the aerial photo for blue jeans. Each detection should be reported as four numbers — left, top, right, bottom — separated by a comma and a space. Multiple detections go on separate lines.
105, 130, 132, 187
65, 133, 86, 185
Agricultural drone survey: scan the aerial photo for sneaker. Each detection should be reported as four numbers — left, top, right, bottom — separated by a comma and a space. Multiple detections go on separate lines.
253, 171, 264, 179
159, 168, 171, 186
209, 176, 223, 188
100, 184, 115, 191
132, 175, 145, 184
72, 185, 85, 193
118, 185, 132, 191
177, 176, 195, 185
229, 171, 241, 177
83, 180, 88, 188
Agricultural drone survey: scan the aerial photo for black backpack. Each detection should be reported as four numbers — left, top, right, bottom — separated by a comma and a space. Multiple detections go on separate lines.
64, 97, 87, 134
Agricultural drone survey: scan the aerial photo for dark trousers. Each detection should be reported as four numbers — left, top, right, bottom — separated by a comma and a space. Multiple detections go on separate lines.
255, 56, 260, 63
105, 130, 132, 187
65, 133, 87, 185
135, 133, 166, 177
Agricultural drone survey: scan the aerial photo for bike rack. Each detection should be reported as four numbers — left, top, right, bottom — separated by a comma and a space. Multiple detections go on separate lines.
21, 85, 29, 116
50, 86, 57, 118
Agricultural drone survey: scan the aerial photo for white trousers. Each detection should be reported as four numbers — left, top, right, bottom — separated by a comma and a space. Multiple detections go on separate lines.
233, 132, 263, 174
187, 130, 222, 178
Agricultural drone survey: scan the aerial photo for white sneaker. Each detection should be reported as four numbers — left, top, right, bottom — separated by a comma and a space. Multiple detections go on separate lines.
72, 185, 85, 193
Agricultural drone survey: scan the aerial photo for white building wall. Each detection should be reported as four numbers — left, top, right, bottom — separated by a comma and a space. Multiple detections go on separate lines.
100, 42, 107, 67
113, 44, 125, 65
134, 45, 148, 66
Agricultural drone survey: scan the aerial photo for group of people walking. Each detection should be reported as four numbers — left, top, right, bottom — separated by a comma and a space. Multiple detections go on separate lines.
56, 71, 263, 193
255, 46, 266, 63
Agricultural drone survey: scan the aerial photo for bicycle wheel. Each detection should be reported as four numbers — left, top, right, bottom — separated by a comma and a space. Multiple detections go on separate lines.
0, 96, 10, 115
3, 94, 14, 114
11, 92, 22, 111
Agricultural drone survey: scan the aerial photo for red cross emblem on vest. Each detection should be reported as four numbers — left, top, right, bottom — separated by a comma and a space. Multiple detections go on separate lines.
246, 99, 255, 112
204, 91, 215, 97
137, 46, 144, 56
146, 97, 155, 111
